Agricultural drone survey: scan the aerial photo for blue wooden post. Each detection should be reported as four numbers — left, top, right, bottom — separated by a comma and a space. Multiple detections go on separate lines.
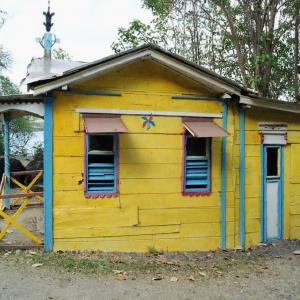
44, 94, 53, 251
221, 101, 228, 249
3, 113, 10, 208
239, 107, 245, 248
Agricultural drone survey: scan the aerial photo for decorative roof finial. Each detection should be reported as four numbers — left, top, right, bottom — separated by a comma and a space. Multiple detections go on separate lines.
37, 0, 59, 58
43, 0, 55, 32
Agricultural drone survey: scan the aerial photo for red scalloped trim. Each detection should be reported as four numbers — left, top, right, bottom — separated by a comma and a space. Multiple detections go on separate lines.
182, 191, 212, 196
84, 192, 119, 199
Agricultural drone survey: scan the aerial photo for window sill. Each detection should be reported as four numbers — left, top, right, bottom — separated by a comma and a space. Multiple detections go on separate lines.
182, 191, 211, 196
84, 192, 119, 199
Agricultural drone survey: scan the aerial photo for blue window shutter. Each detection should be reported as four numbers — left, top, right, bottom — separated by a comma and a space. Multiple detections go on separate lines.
85, 134, 118, 194
184, 136, 211, 192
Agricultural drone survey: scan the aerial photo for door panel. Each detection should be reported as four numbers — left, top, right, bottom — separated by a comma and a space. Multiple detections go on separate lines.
266, 181, 279, 239
262, 145, 283, 241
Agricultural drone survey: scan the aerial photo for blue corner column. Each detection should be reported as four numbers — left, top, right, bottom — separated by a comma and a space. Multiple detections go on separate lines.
44, 94, 53, 251
221, 101, 228, 249
239, 107, 245, 248
3, 113, 10, 208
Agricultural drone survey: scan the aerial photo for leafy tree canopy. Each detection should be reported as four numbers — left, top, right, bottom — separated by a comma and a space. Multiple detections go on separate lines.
112, 0, 299, 101
52, 47, 72, 60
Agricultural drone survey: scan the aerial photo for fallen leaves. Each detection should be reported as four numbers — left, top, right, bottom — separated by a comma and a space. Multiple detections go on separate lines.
152, 276, 163, 281
170, 276, 178, 282
31, 263, 43, 268
113, 270, 128, 280
114, 273, 128, 281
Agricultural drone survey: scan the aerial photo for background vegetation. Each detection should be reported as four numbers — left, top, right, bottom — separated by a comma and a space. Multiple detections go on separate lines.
112, 0, 299, 101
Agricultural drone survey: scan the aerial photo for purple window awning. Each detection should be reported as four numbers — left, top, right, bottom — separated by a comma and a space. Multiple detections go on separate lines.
182, 117, 230, 137
82, 114, 128, 133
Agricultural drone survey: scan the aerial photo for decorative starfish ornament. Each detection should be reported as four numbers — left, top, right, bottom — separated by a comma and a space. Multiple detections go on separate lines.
141, 115, 155, 130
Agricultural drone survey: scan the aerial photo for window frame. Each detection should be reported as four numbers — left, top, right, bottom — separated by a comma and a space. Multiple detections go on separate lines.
84, 132, 119, 198
182, 131, 211, 196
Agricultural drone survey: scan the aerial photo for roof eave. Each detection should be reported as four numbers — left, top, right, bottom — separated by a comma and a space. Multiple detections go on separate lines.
30, 46, 242, 96
240, 96, 300, 114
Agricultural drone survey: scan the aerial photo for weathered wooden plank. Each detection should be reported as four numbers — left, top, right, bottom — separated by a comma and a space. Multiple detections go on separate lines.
290, 227, 300, 239
291, 144, 300, 183
245, 232, 260, 248
54, 157, 83, 174
54, 206, 138, 228
0, 192, 43, 199
290, 205, 300, 215
120, 149, 182, 164
53, 174, 84, 191
53, 191, 235, 209
54, 236, 221, 252
54, 224, 180, 239
180, 222, 223, 238
54, 136, 83, 156
138, 207, 234, 226
119, 163, 181, 179
120, 134, 181, 149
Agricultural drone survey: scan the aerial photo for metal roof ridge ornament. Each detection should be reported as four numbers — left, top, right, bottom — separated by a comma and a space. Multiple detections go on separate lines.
36, 0, 60, 59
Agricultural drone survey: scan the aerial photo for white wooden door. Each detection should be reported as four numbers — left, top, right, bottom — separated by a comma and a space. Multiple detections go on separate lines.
263, 146, 283, 241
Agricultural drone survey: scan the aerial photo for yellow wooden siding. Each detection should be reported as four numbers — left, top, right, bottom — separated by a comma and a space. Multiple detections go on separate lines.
52, 60, 228, 252
244, 108, 300, 246
52, 59, 300, 252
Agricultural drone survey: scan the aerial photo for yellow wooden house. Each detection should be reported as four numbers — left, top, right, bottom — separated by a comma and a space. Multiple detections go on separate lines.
4, 42, 292, 252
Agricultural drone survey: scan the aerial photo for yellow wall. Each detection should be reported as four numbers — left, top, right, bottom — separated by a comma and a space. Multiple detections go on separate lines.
244, 108, 300, 247
52, 60, 229, 251
52, 59, 300, 252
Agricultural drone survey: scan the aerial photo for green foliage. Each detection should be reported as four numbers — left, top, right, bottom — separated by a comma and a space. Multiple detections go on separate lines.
52, 47, 72, 60
147, 245, 160, 255
111, 20, 162, 53
0, 12, 20, 96
32, 142, 43, 161
0, 116, 35, 156
0, 75, 20, 96
112, 0, 299, 101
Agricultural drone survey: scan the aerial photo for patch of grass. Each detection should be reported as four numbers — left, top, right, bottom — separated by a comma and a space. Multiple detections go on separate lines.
146, 245, 160, 256
2, 240, 298, 279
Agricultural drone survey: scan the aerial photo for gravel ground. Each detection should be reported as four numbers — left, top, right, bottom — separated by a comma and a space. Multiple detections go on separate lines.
1, 241, 300, 300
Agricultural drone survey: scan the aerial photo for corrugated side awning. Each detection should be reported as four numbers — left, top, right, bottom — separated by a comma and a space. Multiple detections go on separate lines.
82, 114, 128, 133
182, 117, 230, 137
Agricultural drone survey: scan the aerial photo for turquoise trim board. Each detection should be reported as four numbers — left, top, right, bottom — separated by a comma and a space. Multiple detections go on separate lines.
221, 101, 228, 249
44, 94, 53, 251
239, 107, 245, 248
260, 144, 265, 241
3, 113, 10, 208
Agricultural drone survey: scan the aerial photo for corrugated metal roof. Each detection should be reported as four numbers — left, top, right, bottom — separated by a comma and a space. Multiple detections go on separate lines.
23, 57, 86, 85
0, 94, 44, 104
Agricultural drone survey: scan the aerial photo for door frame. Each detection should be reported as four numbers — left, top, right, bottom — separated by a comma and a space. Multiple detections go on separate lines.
261, 144, 284, 242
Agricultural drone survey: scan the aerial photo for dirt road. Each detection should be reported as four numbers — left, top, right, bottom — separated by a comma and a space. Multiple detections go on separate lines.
1, 241, 300, 300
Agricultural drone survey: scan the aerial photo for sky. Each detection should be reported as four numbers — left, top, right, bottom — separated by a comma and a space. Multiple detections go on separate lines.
0, 0, 153, 87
